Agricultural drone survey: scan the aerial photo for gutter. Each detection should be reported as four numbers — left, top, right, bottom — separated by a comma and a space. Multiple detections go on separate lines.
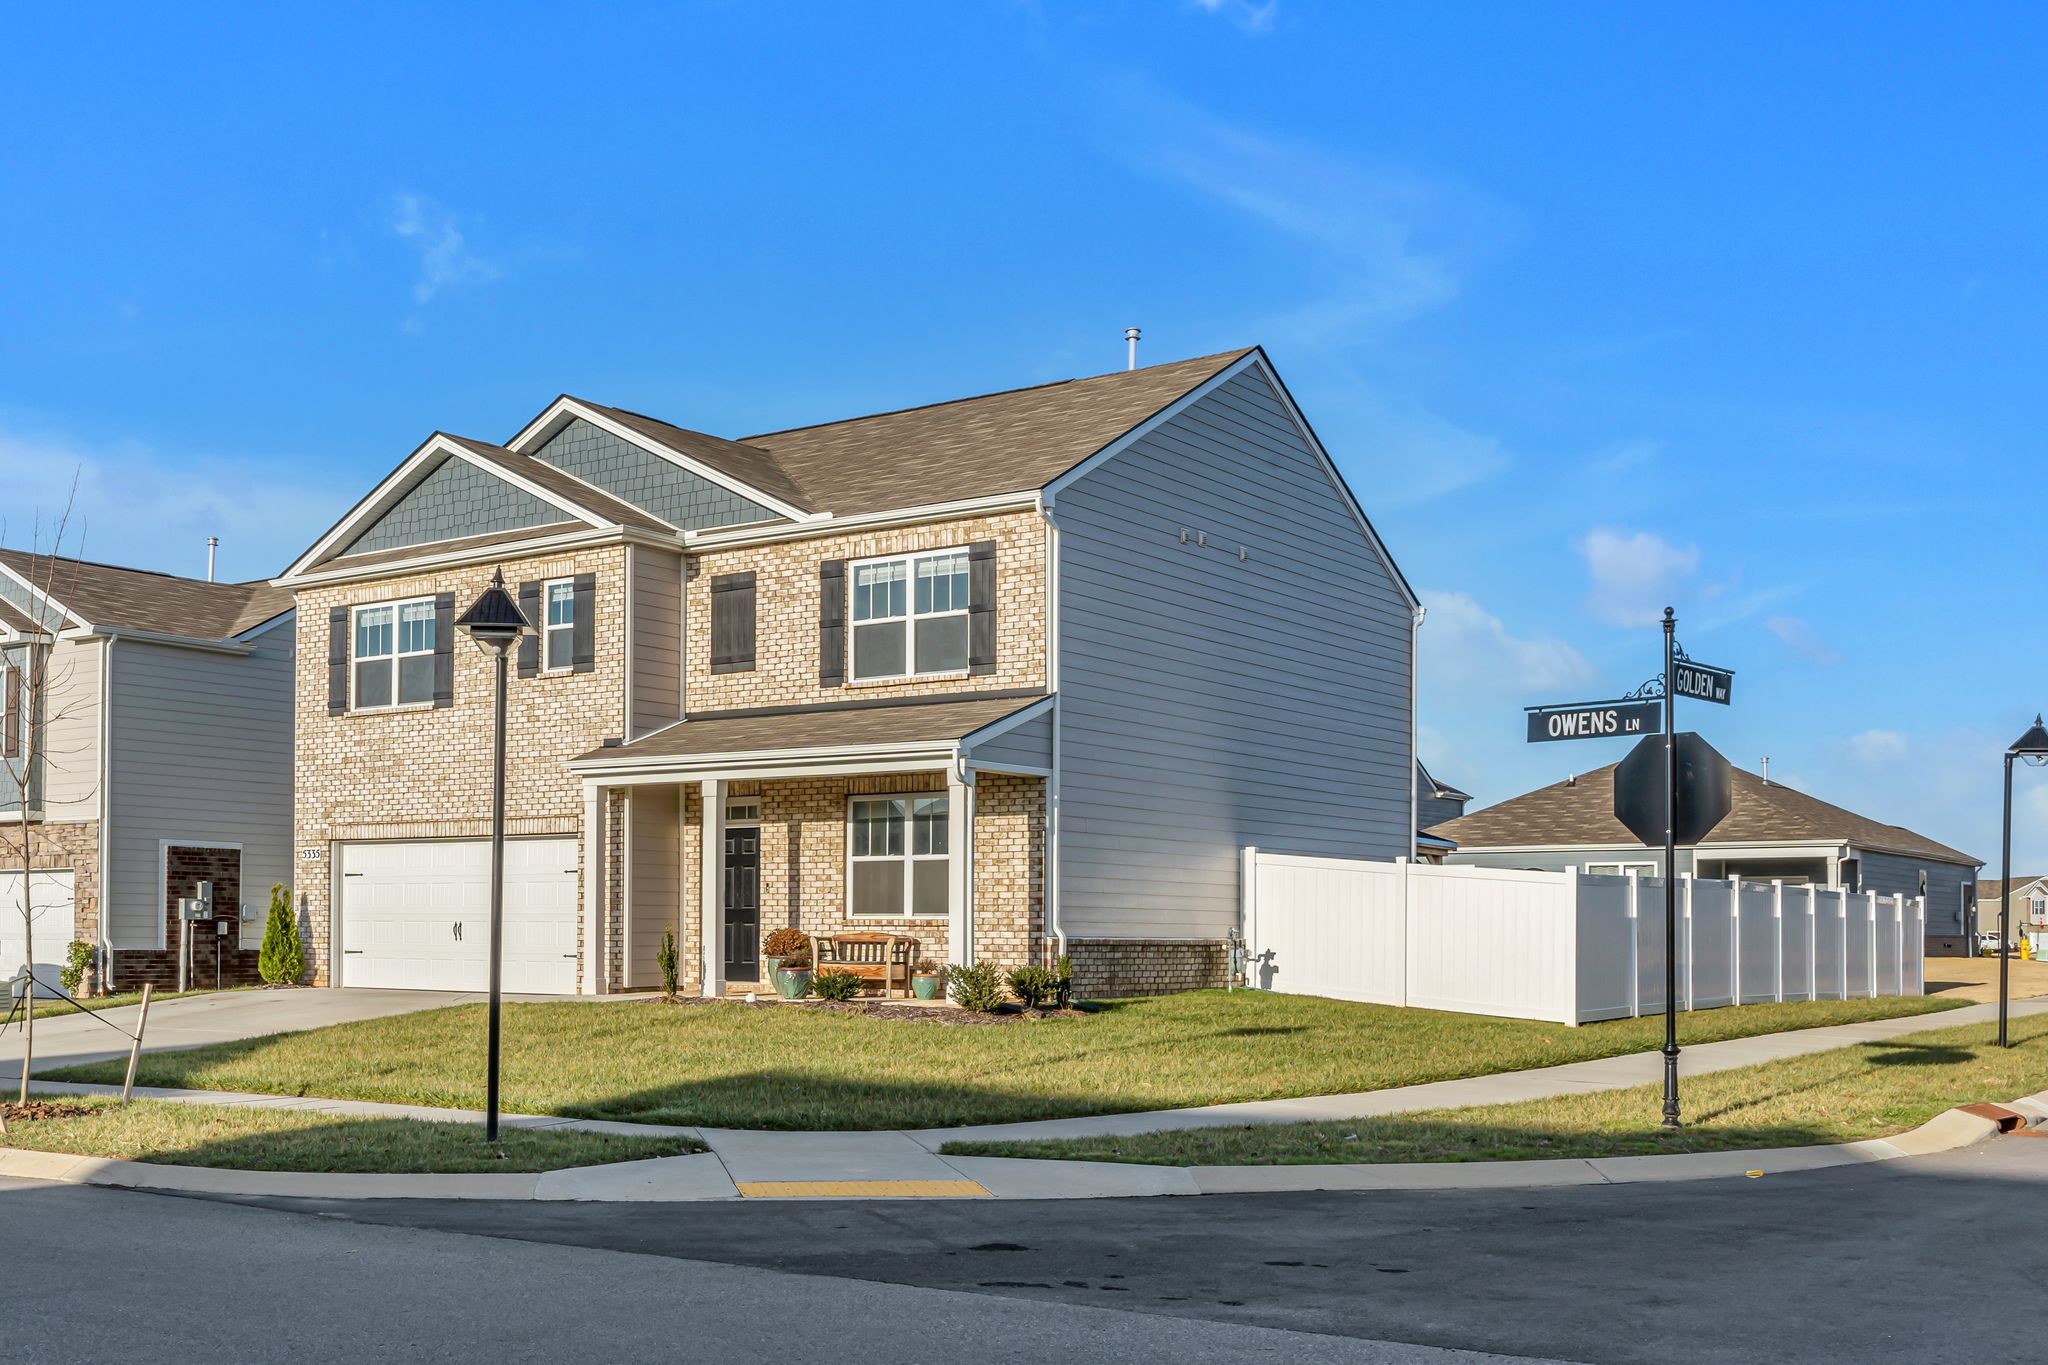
1039, 495, 1064, 962
63, 626, 255, 657
1410, 605, 1424, 861
97, 635, 115, 992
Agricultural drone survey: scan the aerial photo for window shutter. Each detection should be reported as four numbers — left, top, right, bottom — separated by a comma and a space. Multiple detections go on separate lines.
967, 539, 997, 676
2, 659, 19, 759
326, 606, 349, 716
431, 592, 455, 708
516, 581, 541, 678
570, 573, 596, 674
710, 572, 757, 674
819, 559, 846, 687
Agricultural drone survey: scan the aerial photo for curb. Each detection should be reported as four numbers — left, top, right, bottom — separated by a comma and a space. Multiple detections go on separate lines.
4, 1089, 2040, 1203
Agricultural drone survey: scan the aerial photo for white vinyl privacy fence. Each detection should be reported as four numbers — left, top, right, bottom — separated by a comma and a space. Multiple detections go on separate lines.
1242, 852, 1925, 1026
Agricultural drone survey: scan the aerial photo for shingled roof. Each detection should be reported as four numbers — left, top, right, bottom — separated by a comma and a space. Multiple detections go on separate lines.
1428, 762, 1979, 866
0, 548, 294, 640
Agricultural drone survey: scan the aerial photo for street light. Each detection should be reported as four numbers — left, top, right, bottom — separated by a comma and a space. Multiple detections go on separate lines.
1998, 715, 2048, 1049
455, 568, 533, 1140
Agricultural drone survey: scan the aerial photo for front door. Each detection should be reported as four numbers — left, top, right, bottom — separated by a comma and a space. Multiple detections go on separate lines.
723, 825, 761, 981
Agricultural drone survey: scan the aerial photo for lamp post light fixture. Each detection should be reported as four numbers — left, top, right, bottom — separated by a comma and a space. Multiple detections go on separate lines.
1999, 715, 2048, 1049
454, 569, 534, 1140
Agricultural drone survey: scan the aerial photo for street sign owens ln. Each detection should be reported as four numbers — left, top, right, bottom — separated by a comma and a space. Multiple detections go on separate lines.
1525, 699, 1664, 744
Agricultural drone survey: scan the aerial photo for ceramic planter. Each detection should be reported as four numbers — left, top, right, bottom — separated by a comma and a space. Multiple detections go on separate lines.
911, 973, 943, 1001
774, 967, 813, 1000
762, 955, 783, 982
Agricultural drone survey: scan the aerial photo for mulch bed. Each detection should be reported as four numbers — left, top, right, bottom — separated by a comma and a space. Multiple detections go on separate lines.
644, 995, 1089, 1025
1, 1100, 97, 1124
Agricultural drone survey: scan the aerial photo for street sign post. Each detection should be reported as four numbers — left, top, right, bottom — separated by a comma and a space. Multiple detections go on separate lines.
1525, 699, 1663, 744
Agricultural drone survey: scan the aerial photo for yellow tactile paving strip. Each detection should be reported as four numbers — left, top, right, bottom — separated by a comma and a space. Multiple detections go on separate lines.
736, 1179, 992, 1199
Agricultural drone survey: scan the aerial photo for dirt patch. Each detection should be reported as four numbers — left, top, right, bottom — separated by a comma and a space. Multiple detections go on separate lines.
1, 1100, 97, 1124
641, 995, 1089, 1025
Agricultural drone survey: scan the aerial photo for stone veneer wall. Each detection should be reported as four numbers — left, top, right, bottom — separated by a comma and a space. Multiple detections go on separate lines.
291, 545, 626, 985
117, 844, 261, 991
0, 817, 100, 953
684, 510, 1047, 713
1065, 939, 1230, 1000
673, 772, 1045, 988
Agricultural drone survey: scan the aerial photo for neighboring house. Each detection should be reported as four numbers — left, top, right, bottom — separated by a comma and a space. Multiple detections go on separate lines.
0, 550, 295, 992
1973, 876, 2047, 943
1415, 761, 1470, 864
276, 347, 1419, 1000
1428, 762, 1982, 955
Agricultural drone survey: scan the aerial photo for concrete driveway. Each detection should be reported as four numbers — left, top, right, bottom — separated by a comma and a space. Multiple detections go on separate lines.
0, 987, 511, 1081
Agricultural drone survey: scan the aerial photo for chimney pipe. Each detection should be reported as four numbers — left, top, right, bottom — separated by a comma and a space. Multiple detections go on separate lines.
206, 536, 218, 582
1761, 756, 1770, 786
1125, 327, 1141, 371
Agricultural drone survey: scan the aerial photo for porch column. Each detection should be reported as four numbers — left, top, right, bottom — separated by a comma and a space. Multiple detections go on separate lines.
698, 777, 727, 997
947, 768, 976, 966
580, 783, 607, 996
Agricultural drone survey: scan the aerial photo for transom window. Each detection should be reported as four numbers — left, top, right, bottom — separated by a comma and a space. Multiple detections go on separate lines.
850, 548, 969, 681
352, 599, 435, 710
848, 794, 949, 918
544, 579, 575, 672
1585, 862, 1657, 877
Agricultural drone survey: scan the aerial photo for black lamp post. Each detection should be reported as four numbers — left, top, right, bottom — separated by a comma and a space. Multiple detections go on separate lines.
1998, 715, 2048, 1049
455, 569, 533, 1140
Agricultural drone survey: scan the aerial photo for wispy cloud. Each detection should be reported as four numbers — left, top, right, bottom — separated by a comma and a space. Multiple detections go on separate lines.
391, 192, 499, 304
1188, 0, 1279, 34
1575, 528, 1700, 627
1420, 589, 1596, 694
1766, 614, 1842, 666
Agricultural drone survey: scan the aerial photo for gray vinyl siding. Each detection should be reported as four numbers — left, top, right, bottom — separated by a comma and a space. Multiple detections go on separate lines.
39, 638, 102, 821
1449, 847, 1690, 875
340, 455, 568, 556
626, 785, 680, 988
1053, 366, 1414, 941
102, 620, 295, 955
531, 417, 781, 531
1858, 848, 1973, 937
628, 548, 684, 739
964, 706, 1052, 773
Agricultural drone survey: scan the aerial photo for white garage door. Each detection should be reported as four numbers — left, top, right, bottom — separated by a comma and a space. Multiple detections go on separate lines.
337, 839, 579, 994
1, 870, 76, 999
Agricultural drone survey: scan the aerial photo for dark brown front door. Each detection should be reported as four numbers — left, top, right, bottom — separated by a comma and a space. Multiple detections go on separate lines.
723, 825, 760, 980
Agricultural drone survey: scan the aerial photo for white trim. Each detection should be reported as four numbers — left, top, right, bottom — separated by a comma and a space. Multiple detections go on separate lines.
570, 738, 959, 781
682, 491, 1040, 551
620, 550, 636, 734
276, 525, 637, 591
62, 626, 255, 656
96, 635, 114, 988
346, 597, 438, 714
698, 777, 725, 997
958, 694, 1055, 749
0, 559, 89, 633
541, 577, 578, 677
846, 789, 953, 922
505, 397, 816, 524
580, 787, 603, 996
845, 545, 973, 683
155, 839, 243, 953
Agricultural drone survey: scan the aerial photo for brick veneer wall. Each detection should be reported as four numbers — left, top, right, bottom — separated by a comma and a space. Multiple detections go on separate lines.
685, 511, 1047, 712
118, 844, 260, 990
673, 772, 1045, 988
1065, 939, 1230, 999
291, 546, 626, 985
0, 816, 100, 954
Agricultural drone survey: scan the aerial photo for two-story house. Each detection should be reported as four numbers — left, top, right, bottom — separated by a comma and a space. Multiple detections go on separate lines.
1, 551, 295, 992
277, 347, 1419, 999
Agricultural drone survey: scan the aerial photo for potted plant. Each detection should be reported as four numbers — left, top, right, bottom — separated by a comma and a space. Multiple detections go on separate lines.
762, 926, 809, 982
773, 951, 814, 1000
911, 957, 944, 1001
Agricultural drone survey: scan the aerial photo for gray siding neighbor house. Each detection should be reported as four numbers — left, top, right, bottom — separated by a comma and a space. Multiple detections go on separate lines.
1428, 762, 1982, 956
0, 550, 295, 994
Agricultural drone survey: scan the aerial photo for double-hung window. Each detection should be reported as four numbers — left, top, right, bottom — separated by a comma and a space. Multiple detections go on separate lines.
352, 598, 435, 710
543, 579, 575, 672
848, 794, 949, 918
850, 548, 969, 681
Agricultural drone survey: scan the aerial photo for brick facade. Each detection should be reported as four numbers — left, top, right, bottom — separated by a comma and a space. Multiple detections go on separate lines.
117, 844, 260, 991
0, 816, 100, 956
1065, 939, 1231, 999
291, 545, 627, 985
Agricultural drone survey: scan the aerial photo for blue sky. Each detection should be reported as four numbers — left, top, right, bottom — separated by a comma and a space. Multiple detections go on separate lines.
4, 2, 2044, 870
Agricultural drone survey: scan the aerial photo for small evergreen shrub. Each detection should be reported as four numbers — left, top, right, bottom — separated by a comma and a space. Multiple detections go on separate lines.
1005, 965, 1059, 1009
812, 969, 863, 1002
763, 927, 810, 959
60, 940, 95, 995
257, 883, 305, 986
1053, 954, 1074, 1009
657, 928, 680, 998
947, 962, 1006, 1013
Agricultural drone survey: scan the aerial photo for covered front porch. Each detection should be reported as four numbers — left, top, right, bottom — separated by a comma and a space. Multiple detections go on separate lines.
570, 695, 1051, 998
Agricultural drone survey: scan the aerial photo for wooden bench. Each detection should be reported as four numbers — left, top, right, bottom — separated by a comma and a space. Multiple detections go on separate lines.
814, 933, 920, 999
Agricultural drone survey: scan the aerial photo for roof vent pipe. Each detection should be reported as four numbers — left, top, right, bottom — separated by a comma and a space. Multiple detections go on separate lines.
1125, 327, 1141, 371
206, 536, 218, 582
1761, 756, 1770, 786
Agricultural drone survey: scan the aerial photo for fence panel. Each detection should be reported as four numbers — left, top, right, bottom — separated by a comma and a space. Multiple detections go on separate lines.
1737, 882, 1780, 1003
1846, 893, 1875, 998
1575, 874, 1637, 1022
1406, 864, 1575, 1023
1875, 895, 1902, 997
1247, 853, 1405, 1004
1780, 886, 1814, 1002
1814, 889, 1848, 999
1690, 877, 1737, 1009
1635, 876, 1676, 1014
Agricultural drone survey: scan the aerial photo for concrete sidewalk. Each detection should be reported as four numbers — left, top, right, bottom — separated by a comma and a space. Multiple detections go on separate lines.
10, 995, 2042, 1201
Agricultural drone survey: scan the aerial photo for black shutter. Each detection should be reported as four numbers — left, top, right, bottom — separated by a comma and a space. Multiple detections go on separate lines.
326, 606, 349, 716
431, 592, 455, 708
967, 540, 997, 676
570, 573, 596, 674
710, 571, 756, 674
819, 559, 846, 687
516, 581, 540, 678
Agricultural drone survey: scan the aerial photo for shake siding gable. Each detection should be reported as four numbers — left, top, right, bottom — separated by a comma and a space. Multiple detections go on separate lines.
1054, 366, 1413, 940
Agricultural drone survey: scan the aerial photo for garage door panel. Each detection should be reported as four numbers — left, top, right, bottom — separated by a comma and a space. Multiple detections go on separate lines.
339, 839, 578, 994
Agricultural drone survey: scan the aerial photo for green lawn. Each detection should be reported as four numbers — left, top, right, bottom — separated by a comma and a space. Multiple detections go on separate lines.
43, 990, 1963, 1131
941, 1011, 2048, 1166
6, 987, 228, 1021
0, 1095, 702, 1173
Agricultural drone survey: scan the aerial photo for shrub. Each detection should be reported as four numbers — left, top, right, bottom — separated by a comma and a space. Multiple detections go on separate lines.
1005, 965, 1059, 1009
60, 940, 95, 996
947, 962, 1006, 1013
257, 883, 305, 986
657, 928, 680, 998
1053, 954, 1074, 1009
763, 927, 810, 959
812, 969, 863, 1002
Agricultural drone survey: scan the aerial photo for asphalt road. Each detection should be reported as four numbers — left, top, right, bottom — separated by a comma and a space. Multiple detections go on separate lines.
7, 1137, 2045, 1364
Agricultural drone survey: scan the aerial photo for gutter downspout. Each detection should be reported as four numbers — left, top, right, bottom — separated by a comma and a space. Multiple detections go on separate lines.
97, 636, 115, 992
1039, 494, 1065, 962
1410, 605, 1425, 861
